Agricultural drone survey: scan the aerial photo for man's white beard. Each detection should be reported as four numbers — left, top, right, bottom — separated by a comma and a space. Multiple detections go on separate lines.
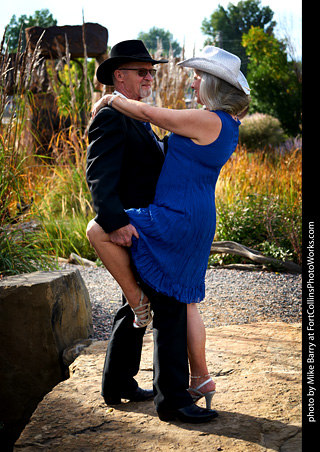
140, 86, 152, 99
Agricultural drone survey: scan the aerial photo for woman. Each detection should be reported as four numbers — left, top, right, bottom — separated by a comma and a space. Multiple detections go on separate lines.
90, 46, 251, 408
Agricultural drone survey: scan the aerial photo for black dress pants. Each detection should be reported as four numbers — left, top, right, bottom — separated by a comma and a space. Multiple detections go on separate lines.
101, 268, 193, 411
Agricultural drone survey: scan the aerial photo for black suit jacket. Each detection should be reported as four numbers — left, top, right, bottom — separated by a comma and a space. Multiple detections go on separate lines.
86, 106, 166, 233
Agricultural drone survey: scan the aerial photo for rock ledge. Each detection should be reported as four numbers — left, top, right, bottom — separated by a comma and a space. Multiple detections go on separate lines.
14, 322, 301, 452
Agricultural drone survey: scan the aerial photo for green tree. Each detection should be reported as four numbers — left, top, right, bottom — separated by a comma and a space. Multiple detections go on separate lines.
5, 9, 57, 53
137, 27, 182, 57
201, 0, 276, 74
242, 26, 302, 136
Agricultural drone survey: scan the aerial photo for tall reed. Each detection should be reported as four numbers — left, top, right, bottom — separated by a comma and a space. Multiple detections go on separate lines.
216, 147, 302, 206
0, 29, 56, 276
34, 33, 95, 260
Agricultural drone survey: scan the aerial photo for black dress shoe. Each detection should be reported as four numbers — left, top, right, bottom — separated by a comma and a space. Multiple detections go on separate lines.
103, 387, 154, 405
157, 403, 218, 423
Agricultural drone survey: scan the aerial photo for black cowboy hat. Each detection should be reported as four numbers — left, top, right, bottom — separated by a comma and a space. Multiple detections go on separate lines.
97, 39, 168, 85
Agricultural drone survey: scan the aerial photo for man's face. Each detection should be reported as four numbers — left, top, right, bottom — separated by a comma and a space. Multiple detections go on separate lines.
113, 61, 155, 100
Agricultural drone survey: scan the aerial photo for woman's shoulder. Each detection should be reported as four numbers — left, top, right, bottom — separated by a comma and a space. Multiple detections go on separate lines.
213, 110, 240, 126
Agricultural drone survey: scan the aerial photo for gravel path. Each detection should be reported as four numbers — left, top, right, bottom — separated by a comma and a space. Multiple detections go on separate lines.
62, 265, 302, 341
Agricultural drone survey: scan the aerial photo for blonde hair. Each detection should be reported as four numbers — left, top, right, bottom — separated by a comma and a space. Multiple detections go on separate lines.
197, 70, 251, 116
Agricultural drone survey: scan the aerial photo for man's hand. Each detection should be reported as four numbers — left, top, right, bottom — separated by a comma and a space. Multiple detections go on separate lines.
86, 220, 139, 248
108, 224, 139, 247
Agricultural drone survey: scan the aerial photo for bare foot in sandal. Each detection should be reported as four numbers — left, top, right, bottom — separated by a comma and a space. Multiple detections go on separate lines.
129, 289, 152, 328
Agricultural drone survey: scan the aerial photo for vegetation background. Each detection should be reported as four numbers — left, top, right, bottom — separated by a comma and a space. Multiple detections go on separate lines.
0, 0, 302, 277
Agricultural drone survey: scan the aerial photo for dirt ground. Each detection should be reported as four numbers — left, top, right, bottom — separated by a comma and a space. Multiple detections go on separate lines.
14, 322, 302, 452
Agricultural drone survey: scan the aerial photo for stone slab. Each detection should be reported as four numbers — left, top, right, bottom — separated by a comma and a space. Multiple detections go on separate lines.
14, 322, 302, 451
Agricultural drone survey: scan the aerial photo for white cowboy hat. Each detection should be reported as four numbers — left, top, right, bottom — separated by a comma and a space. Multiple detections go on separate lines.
177, 46, 250, 95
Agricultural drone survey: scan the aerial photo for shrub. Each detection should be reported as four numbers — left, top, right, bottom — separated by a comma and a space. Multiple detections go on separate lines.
213, 146, 302, 267
214, 194, 301, 265
239, 113, 285, 150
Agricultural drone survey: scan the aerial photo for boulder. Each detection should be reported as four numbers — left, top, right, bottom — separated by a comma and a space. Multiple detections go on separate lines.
0, 269, 93, 450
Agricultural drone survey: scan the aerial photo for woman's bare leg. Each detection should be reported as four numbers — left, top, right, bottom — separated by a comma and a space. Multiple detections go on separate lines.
86, 220, 147, 311
187, 303, 216, 393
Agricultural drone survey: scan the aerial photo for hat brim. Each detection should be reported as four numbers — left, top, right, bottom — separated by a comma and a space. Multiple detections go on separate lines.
97, 56, 168, 85
178, 57, 250, 95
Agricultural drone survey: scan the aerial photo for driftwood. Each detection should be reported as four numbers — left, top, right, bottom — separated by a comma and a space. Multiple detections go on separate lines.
68, 253, 97, 267
210, 241, 301, 273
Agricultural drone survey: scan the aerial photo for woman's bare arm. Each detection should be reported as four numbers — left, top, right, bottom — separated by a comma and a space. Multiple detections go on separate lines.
92, 95, 222, 146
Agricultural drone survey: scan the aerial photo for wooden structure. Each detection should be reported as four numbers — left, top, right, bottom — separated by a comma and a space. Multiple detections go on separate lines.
3, 23, 109, 154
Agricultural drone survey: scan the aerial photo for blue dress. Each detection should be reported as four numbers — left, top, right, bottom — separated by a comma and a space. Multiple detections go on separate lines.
126, 110, 240, 303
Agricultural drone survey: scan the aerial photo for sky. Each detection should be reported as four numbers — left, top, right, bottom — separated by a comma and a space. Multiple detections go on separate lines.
0, 0, 302, 60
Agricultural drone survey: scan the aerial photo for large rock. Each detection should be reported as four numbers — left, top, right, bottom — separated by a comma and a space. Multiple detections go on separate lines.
14, 322, 301, 451
0, 269, 93, 450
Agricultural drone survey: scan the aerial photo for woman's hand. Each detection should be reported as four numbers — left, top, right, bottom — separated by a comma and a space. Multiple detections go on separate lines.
91, 94, 112, 119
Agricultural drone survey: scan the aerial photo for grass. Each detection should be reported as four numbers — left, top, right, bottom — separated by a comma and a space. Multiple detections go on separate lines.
37, 151, 96, 261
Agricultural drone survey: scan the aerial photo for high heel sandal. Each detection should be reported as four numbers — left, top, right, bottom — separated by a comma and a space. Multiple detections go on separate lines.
188, 376, 216, 410
132, 290, 153, 328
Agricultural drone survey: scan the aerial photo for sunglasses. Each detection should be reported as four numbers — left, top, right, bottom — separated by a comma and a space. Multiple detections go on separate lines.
118, 68, 157, 78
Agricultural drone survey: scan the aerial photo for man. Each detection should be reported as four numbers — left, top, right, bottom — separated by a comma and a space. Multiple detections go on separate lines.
86, 40, 217, 423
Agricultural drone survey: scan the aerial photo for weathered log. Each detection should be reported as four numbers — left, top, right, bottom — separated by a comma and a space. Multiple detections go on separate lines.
210, 241, 301, 273
68, 253, 97, 267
